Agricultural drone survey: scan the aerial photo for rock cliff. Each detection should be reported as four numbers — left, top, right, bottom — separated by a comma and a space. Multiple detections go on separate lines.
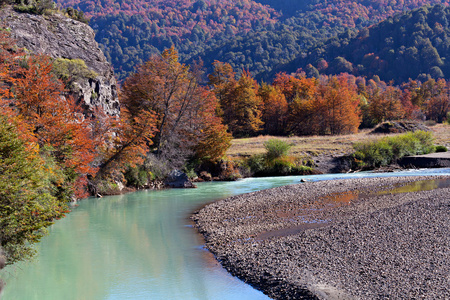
0, 6, 120, 116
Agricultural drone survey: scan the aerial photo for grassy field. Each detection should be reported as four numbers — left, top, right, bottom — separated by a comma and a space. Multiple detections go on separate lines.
226, 123, 450, 159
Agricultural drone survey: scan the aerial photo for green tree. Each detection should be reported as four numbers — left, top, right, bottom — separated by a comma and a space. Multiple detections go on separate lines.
0, 117, 65, 265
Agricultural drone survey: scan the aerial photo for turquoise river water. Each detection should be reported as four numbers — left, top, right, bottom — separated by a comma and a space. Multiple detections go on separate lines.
1, 168, 449, 300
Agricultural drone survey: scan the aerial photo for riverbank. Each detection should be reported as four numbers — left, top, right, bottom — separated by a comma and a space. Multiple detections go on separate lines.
226, 123, 450, 174
193, 175, 450, 299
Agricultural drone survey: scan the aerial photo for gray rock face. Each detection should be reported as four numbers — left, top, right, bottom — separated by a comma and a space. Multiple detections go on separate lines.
0, 6, 120, 116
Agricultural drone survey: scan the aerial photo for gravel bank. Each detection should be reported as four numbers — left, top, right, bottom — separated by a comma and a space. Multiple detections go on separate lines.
192, 176, 450, 299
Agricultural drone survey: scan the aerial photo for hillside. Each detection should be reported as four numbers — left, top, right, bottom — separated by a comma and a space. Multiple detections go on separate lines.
56, 0, 279, 79
272, 4, 450, 84
55, 0, 450, 80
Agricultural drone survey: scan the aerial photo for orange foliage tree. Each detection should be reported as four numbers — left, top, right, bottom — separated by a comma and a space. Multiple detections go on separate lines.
122, 47, 230, 166
316, 75, 361, 134
280, 76, 320, 135
418, 79, 450, 123
365, 83, 405, 124
0, 31, 99, 199
424, 79, 450, 123
209, 62, 263, 137
258, 83, 288, 135
277, 73, 361, 135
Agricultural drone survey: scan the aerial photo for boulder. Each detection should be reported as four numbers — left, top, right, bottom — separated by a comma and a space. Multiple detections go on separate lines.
164, 170, 196, 188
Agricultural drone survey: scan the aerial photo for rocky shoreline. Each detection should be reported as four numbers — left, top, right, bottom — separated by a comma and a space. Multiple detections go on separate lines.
193, 176, 450, 299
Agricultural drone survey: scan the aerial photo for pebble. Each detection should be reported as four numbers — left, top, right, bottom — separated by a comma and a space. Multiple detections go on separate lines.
192, 176, 450, 299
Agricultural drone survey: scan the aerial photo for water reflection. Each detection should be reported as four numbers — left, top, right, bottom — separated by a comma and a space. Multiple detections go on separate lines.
1, 168, 449, 299
378, 178, 450, 195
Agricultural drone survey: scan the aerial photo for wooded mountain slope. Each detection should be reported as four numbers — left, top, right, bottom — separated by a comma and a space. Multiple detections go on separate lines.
275, 4, 450, 84
56, 0, 450, 81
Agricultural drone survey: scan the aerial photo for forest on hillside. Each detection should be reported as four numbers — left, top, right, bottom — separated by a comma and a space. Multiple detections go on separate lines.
55, 0, 450, 81
275, 4, 450, 84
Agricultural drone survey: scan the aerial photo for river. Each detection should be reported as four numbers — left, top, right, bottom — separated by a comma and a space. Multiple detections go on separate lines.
1, 168, 449, 300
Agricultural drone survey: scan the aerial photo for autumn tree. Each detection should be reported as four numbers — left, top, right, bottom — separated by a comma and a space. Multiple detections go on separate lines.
366, 84, 405, 124
208, 60, 237, 108
282, 76, 320, 135
284, 74, 360, 136
121, 47, 230, 170
420, 79, 450, 122
0, 30, 70, 265
209, 62, 263, 137
316, 75, 361, 134
402, 78, 450, 122
0, 31, 99, 199
258, 83, 288, 135
90, 104, 156, 181
273, 72, 306, 103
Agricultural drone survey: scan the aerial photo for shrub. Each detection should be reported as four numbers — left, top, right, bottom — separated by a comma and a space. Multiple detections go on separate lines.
64, 7, 90, 24
353, 130, 435, 169
183, 167, 198, 180
244, 154, 312, 176
264, 139, 292, 161
96, 180, 121, 195
435, 145, 448, 152
14, 0, 56, 15
124, 166, 148, 188
52, 58, 98, 89
246, 154, 266, 174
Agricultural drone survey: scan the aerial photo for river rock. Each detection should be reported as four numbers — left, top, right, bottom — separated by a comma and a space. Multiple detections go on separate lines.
194, 175, 450, 299
164, 170, 196, 188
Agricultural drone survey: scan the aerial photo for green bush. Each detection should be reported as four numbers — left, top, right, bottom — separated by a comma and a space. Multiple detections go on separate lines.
264, 139, 292, 161
353, 131, 435, 168
246, 154, 266, 174
52, 58, 98, 89
14, 0, 56, 15
64, 7, 90, 24
435, 145, 448, 152
124, 166, 148, 188
183, 167, 198, 180
0, 117, 64, 264
244, 154, 312, 176
242, 139, 315, 176
96, 180, 121, 195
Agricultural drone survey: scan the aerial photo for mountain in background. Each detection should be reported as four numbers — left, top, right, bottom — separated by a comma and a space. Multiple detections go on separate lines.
273, 4, 450, 84
55, 0, 450, 81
